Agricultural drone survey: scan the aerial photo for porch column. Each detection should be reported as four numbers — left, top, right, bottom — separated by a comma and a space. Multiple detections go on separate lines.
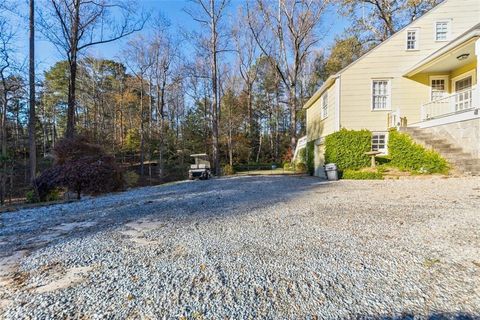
476, 38, 480, 109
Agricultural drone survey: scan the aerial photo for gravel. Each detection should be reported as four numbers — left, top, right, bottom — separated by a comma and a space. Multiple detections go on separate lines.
1, 175, 479, 319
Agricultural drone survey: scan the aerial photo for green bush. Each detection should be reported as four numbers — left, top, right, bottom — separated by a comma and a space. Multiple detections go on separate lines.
25, 190, 39, 203
296, 162, 307, 173
46, 188, 61, 202
324, 129, 371, 170
223, 164, 235, 175
233, 163, 281, 172
124, 171, 140, 187
305, 141, 315, 176
26, 188, 60, 203
283, 162, 294, 171
388, 129, 449, 174
342, 169, 384, 180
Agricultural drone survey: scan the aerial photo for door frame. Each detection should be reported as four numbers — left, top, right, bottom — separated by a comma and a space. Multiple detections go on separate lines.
429, 75, 449, 101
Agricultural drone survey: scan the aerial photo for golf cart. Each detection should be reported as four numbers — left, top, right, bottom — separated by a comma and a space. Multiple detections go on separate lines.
188, 153, 211, 180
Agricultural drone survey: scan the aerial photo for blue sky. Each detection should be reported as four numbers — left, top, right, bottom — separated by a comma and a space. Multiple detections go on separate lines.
9, 0, 349, 75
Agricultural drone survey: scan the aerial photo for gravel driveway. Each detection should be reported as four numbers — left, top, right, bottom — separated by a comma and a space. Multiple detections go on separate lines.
1, 175, 479, 319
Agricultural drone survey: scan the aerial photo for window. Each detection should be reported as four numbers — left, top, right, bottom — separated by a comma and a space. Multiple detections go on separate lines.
321, 92, 328, 119
435, 21, 450, 41
455, 76, 472, 92
372, 80, 391, 110
454, 76, 473, 111
430, 77, 448, 101
406, 29, 419, 50
372, 132, 388, 155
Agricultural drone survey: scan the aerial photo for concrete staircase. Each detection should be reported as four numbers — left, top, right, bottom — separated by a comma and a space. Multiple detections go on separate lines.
400, 127, 480, 175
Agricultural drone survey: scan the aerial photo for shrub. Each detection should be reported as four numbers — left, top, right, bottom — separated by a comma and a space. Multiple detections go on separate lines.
283, 162, 294, 171
388, 129, 449, 174
305, 141, 315, 176
223, 164, 235, 175
124, 171, 140, 188
297, 148, 306, 164
296, 162, 307, 173
45, 188, 61, 202
324, 129, 371, 171
282, 147, 294, 163
233, 163, 282, 172
342, 169, 384, 180
25, 190, 39, 203
53, 136, 104, 165
35, 136, 124, 200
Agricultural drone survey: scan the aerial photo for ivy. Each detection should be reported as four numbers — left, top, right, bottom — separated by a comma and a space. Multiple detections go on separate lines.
324, 128, 371, 171
388, 129, 449, 174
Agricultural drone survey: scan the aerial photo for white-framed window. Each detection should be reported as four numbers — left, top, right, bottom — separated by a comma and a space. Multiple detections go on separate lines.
321, 92, 328, 119
406, 28, 419, 50
435, 20, 451, 41
372, 132, 388, 155
372, 79, 391, 110
430, 76, 448, 101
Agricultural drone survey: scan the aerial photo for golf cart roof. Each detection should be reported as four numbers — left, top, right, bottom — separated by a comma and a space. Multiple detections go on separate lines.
190, 153, 208, 158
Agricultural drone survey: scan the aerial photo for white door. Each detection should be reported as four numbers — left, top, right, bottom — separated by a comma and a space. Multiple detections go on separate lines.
430, 78, 447, 101
455, 76, 472, 111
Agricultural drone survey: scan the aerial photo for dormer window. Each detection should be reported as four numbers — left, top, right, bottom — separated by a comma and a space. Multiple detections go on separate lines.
435, 21, 451, 41
406, 29, 419, 50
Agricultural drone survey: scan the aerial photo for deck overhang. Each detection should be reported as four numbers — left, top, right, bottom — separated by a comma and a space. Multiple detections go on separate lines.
404, 27, 480, 78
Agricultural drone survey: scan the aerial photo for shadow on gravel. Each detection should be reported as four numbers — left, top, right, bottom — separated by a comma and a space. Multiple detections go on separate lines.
363, 312, 478, 320
0, 175, 330, 258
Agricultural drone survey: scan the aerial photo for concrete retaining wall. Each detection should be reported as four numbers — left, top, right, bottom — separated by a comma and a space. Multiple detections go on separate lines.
423, 118, 480, 158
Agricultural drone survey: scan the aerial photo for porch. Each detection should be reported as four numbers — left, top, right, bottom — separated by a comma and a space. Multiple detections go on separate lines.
404, 26, 480, 127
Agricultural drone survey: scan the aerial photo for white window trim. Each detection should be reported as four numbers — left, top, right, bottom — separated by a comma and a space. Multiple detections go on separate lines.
372, 131, 389, 155
434, 19, 452, 42
371, 79, 392, 111
451, 70, 476, 91
405, 28, 420, 51
429, 75, 449, 102
321, 92, 328, 119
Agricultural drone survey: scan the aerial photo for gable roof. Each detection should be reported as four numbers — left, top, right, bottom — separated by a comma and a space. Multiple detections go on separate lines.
304, 0, 449, 109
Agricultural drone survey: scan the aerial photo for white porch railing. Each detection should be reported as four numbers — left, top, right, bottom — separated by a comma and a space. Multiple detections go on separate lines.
293, 136, 307, 161
387, 110, 408, 128
421, 86, 478, 120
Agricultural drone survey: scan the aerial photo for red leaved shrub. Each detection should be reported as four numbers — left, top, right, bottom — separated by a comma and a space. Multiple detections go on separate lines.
35, 136, 124, 200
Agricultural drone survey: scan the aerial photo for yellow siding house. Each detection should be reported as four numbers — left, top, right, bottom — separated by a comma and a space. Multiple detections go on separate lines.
304, 0, 480, 177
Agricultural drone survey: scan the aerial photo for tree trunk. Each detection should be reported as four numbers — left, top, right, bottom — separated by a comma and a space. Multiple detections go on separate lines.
139, 78, 145, 177
247, 83, 254, 162
28, 0, 37, 183
210, 0, 220, 176
157, 81, 166, 180
65, 0, 80, 138
289, 85, 297, 152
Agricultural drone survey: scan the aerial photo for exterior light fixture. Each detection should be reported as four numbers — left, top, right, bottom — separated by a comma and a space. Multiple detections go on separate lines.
456, 53, 470, 61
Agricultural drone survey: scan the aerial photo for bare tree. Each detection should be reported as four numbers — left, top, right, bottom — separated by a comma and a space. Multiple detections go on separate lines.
38, 0, 147, 138
29, 0, 36, 183
0, 17, 19, 204
247, 0, 327, 152
123, 35, 153, 177
150, 18, 177, 179
337, 0, 443, 43
186, 0, 230, 176
233, 8, 260, 161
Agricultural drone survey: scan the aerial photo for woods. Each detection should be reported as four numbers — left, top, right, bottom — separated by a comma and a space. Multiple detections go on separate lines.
0, 0, 443, 204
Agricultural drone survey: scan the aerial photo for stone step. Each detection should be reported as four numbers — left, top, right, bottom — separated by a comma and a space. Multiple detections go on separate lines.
436, 147, 464, 153
450, 159, 480, 165
403, 126, 479, 176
